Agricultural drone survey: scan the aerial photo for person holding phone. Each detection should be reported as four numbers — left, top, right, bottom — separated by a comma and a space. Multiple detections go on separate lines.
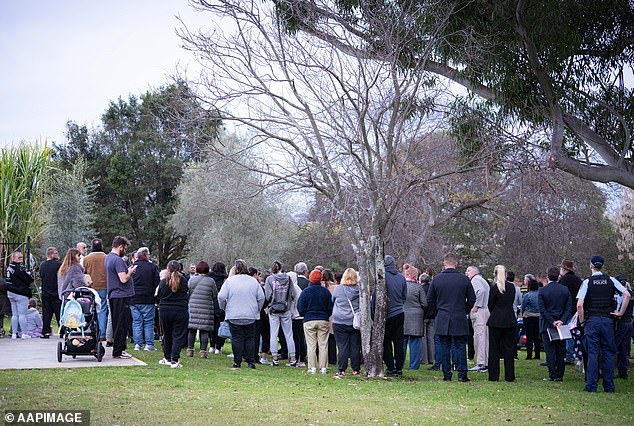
105, 236, 137, 359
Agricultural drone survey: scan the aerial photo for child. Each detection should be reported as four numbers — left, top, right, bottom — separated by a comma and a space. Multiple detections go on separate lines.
24, 298, 43, 338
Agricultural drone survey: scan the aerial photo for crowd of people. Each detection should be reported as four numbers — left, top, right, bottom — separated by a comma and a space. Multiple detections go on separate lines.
1, 237, 632, 392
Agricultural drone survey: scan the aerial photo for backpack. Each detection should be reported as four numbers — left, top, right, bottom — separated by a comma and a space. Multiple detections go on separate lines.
269, 276, 292, 314
61, 299, 86, 330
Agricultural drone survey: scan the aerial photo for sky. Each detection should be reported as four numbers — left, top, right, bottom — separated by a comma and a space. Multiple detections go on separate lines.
0, 0, 208, 147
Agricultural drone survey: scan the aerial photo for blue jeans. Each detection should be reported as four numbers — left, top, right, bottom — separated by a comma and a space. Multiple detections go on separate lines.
565, 337, 575, 361
130, 304, 155, 347
403, 335, 422, 370
583, 316, 616, 392
438, 335, 468, 380
7, 292, 28, 335
96, 290, 108, 340
433, 334, 441, 366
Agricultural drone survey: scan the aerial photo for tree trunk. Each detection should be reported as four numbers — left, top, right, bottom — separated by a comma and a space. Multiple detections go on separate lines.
357, 234, 387, 378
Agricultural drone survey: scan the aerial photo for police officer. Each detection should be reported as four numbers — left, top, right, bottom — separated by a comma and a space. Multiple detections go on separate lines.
576, 255, 631, 393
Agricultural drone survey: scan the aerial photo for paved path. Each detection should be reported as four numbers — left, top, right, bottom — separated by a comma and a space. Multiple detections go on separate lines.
0, 337, 146, 370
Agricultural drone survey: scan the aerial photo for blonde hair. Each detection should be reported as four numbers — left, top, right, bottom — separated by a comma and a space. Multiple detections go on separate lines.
494, 264, 506, 294
341, 268, 360, 286
166, 260, 182, 293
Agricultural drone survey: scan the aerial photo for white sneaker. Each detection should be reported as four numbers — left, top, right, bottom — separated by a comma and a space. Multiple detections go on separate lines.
214, 349, 220, 355
320, 368, 328, 374
11, 334, 17, 339
227, 353, 234, 359
159, 358, 170, 365
307, 368, 317, 374
21, 334, 31, 339
170, 361, 182, 369
259, 358, 271, 365
144, 345, 157, 352
133, 344, 142, 351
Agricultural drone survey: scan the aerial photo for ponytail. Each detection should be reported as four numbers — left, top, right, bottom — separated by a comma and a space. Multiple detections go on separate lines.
494, 265, 506, 294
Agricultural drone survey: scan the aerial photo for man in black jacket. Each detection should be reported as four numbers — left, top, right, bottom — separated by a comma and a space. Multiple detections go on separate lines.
538, 266, 572, 382
427, 253, 476, 382
39, 247, 61, 338
130, 247, 160, 351
559, 259, 582, 364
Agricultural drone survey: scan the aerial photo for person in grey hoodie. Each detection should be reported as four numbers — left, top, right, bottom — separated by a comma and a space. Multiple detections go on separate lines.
332, 268, 362, 377
218, 259, 265, 369
264, 261, 299, 366
372, 255, 407, 376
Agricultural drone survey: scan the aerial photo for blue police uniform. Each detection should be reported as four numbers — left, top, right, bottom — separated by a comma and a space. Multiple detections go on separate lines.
577, 272, 628, 392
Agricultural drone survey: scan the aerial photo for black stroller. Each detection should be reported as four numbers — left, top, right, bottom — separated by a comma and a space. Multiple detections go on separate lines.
57, 287, 104, 363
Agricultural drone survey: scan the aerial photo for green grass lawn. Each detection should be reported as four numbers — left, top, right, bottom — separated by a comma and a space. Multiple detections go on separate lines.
1, 318, 633, 425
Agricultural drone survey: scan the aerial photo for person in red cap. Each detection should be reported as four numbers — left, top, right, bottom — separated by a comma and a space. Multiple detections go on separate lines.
297, 269, 333, 374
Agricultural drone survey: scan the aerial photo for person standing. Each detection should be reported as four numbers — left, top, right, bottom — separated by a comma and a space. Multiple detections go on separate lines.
57, 249, 85, 298
466, 266, 490, 372
426, 253, 476, 382
218, 260, 265, 369
559, 259, 582, 364
105, 236, 137, 359
576, 256, 631, 392
295, 262, 310, 290
209, 262, 228, 354
521, 276, 541, 360
419, 273, 436, 367
373, 255, 408, 376
38, 247, 61, 338
331, 268, 362, 377
5, 250, 34, 338
298, 269, 333, 374
83, 239, 108, 341
187, 261, 218, 358
157, 260, 189, 368
538, 266, 572, 382
76, 242, 87, 265
402, 264, 427, 370
130, 247, 160, 352
613, 275, 633, 379
487, 265, 517, 382
265, 261, 298, 366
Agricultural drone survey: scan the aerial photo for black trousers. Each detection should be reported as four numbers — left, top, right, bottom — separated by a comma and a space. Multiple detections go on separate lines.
384, 313, 405, 372
213, 314, 226, 350
328, 333, 337, 365
229, 321, 256, 365
467, 319, 475, 360
333, 323, 361, 372
488, 326, 516, 381
523, 316, 541, 359
293, 318, 307, 363
188, 329, 210, 351
41, 295, 61, 336
255, 313, 270, 357
542, 331, 565, 380
160, 306, 188, 362
110, 297, 130, 357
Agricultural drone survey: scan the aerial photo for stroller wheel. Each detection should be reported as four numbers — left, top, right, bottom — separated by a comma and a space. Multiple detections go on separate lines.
57, 342, 62, 363
96, 343, 104, 362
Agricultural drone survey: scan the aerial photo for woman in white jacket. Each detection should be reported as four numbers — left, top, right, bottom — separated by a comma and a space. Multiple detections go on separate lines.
218, 260, 265, 369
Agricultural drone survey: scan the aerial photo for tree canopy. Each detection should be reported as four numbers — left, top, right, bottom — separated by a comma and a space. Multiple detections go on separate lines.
270, 0, 634, 188
55, 82, 221, 265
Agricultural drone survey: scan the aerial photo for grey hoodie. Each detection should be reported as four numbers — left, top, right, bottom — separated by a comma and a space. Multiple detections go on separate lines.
264, 273, 296, 313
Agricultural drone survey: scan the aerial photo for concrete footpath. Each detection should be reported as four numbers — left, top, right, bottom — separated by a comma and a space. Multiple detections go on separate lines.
0, 336, 146, 370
